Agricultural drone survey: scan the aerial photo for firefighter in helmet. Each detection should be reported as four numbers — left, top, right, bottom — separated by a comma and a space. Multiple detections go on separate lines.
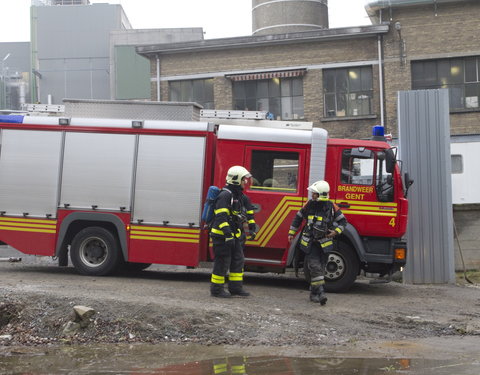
210, 166, 257, 298
288, 180, 347, 304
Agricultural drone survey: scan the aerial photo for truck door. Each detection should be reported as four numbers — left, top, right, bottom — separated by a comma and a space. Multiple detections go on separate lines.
333, 147, 397, 237
242, 146, 308, 265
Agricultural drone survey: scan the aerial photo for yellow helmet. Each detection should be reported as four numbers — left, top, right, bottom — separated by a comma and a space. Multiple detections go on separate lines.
307, 180, 330, 201
226, 166, 252, 185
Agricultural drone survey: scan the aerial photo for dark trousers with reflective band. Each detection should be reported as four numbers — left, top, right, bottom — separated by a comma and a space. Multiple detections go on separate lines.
211, 236, 245, 285
306, 239, 333, 286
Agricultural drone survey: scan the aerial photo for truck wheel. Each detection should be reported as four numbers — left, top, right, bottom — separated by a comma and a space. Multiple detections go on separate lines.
70, 227, 121, 276
324, 241, 359, 293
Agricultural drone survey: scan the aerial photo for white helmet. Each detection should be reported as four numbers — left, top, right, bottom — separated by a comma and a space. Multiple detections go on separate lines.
226, 166, 252, 185
308, 180, 330, 201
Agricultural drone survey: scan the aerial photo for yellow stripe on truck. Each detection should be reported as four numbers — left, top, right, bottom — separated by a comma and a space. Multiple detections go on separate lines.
0, 217, 57, 234
130, 226, 201, 244
247, 196, 306, 247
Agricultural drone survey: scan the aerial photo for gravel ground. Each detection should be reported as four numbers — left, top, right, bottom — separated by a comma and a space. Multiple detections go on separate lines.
0, 247, 480, 360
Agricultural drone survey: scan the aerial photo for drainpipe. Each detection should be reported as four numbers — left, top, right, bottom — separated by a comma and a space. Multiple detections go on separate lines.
156, 55, 161, 101
378, 35, 385, 127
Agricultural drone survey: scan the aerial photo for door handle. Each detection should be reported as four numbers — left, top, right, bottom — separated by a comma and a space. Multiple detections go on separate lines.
338, 202, 350, 208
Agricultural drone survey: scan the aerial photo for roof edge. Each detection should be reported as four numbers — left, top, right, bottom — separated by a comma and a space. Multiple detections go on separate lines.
136, 24, 389, 56
366, 0, 474, 17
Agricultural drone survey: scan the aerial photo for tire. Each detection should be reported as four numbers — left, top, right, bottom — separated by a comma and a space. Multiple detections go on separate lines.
324, 241, 360, 293
70, 227, 122, 276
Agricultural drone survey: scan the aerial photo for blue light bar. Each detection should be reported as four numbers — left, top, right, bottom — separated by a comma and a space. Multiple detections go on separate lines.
372, 125, 385, 137
0, 115, 24, 124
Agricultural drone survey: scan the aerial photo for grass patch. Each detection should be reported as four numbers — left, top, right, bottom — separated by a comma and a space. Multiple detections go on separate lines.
455, 270, 480, 284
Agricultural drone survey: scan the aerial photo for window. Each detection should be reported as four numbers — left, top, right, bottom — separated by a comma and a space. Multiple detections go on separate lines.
323, 66, 373, 117
451, 154, 463, 174
376, 151, 394, 202
341, 149, 374, 186
341, 149, 394, 202
412, 57, 480, 110
233, 77, 304, 120
169, 78, 214, 109
249, 150, 299, 192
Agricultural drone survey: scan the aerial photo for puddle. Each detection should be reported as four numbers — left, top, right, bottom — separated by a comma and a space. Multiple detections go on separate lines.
0, 343, 479, 374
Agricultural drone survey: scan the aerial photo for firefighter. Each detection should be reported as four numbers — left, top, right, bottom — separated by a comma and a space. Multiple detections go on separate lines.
288, 180, 347, 305
210, 166, 257, 298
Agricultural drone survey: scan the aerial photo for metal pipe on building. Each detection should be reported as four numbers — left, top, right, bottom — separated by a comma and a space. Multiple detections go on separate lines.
156, 55, 160, 101
377, 35, 385, 127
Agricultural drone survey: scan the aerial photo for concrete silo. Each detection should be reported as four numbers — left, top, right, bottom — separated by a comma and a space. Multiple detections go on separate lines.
252, 0, 329, 36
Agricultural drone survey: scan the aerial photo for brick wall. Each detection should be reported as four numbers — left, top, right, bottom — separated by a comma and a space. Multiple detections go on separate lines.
382, 2, 480, 136
151, 37, 381, 139
147, 1, 480, 139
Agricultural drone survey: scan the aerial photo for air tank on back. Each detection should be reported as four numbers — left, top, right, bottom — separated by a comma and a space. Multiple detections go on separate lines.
252, 0, 329, 36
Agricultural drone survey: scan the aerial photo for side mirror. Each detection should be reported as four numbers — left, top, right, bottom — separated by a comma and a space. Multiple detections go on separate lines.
404, 172, 414, 197
385, 148, 396, 173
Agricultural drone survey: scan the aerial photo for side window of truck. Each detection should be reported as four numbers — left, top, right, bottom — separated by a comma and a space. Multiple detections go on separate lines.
250, 150, 299, 193
341, 149, 374, 185
376, 151, 394, 202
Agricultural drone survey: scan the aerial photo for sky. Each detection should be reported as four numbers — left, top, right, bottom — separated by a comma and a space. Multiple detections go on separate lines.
0, 0, 371, 43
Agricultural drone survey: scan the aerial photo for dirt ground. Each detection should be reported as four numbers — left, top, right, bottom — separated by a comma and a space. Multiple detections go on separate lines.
0, 248, 480, 360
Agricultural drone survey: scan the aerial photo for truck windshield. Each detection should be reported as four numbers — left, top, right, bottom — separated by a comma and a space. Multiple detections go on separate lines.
341, 149, 394, 202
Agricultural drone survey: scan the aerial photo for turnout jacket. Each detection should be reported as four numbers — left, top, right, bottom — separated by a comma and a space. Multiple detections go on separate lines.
289, 199, 347, 239
210, 184, 256, 240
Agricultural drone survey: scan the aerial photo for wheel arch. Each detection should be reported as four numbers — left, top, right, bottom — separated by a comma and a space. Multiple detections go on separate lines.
341, 223, 367, 263
55, 212, 128, 263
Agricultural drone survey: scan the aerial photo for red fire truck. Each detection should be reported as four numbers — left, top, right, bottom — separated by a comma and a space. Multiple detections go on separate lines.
0, 107, 409, 292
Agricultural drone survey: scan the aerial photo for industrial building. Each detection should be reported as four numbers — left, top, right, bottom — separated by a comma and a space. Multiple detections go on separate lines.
0, 0, 204, 109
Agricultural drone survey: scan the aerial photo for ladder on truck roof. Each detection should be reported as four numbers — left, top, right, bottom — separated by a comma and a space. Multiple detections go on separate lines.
200, 109, 313, 130
200, 109, 271, 120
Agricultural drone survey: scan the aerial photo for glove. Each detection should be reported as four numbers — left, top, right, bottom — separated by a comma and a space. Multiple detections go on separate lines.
249, 232, 256, 241
326, 230, 337, 238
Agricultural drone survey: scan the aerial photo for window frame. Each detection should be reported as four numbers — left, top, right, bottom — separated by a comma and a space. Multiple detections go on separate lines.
412, 56, 480, 111
168, 78, 214, 109
245, 146, 305, 195
232, 77, 304, 121
323, 66, 374, 118
451, 154, 464, 174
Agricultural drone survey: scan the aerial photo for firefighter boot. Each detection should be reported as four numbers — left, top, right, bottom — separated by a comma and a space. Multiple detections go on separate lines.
310, 284, 327, 305
228, 281, 251, 297
310, 284, 321, 303
318, 285, 328, 305
210, 283, 231, 298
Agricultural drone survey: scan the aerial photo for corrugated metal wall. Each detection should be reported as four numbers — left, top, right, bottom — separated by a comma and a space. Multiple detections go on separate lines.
398, 89, 455, 284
